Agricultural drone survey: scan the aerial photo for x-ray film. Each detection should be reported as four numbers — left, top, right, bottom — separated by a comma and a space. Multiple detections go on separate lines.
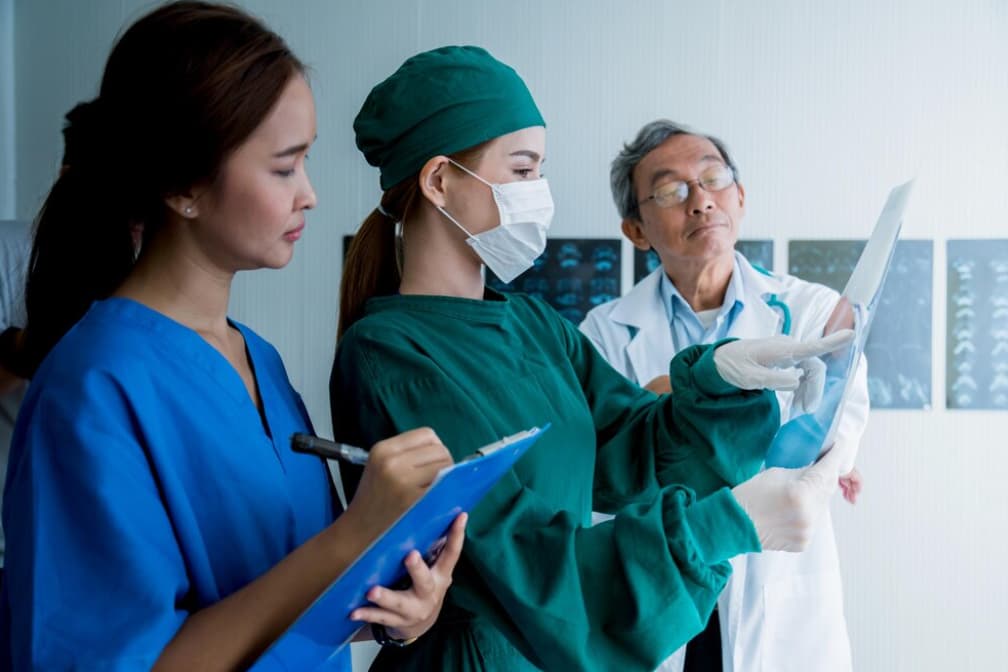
788, 240, 932, 409
947, 240, 1008, 409
486, 238, 622, 324
765, 180, 914, 467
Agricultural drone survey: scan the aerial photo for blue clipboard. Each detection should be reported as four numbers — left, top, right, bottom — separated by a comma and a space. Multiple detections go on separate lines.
251, 424, 550, 671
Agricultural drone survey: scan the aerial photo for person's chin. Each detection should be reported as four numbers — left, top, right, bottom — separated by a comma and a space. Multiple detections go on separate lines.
686, 229, 734, 254
261, 248, 296, 270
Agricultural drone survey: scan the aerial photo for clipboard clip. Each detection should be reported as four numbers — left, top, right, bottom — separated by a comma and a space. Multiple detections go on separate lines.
460, 425, 548, 462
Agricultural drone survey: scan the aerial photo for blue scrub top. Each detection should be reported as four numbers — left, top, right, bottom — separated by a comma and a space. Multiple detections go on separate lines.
0, 298, 350, 671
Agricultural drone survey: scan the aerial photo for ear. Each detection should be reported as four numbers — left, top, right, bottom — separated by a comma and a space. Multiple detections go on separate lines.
418, 156, 454, 208
736, 181, 746, 211
164, 190, 202, 220
621, 218, 652, 252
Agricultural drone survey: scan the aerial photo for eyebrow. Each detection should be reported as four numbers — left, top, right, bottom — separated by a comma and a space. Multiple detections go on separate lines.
273, 135, 317, 158
510, 150, 542, 162
648, 155, 726, 187
273, 144, 308, 158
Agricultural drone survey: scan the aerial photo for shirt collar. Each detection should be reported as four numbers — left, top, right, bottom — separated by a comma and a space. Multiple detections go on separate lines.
659, 256, 747, 327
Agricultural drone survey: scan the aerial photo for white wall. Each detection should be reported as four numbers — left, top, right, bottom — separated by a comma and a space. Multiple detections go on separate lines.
11, 1, 1008, 670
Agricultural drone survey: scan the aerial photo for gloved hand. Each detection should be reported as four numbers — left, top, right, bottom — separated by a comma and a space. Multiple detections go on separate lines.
730, 445, 844, 551
713, 330, 854, 414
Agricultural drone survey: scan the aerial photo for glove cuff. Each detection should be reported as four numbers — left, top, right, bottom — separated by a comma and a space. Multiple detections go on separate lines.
690, 338, 743, 397
683, 487, 762, 563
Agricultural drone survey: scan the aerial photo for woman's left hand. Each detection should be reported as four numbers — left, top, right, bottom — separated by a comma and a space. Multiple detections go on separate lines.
351, 512, 467, 641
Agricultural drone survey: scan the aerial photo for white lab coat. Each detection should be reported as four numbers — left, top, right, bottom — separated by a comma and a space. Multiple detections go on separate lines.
580, 252, 869, 672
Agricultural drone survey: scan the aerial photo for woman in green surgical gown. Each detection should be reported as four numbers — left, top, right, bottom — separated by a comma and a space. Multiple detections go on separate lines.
329, 45, 848, 671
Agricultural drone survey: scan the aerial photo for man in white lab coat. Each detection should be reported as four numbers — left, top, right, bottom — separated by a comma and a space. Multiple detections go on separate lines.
580, 120, 869, 672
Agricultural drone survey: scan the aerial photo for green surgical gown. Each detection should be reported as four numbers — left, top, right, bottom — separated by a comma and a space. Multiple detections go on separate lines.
329, 290, 778, 671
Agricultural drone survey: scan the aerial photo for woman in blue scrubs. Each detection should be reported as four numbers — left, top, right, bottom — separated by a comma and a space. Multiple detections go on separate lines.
0, 3, 463, 670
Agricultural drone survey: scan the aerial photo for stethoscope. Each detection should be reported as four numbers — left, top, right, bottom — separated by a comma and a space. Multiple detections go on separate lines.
764, 294, 793, 336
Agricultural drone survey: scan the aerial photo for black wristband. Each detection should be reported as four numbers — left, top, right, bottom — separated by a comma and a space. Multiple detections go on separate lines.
371, 623, 416, 648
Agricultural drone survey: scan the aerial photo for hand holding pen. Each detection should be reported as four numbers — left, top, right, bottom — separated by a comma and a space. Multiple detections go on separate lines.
294, 427, 454, 529
292, 428, 529, 466
295, 427, 464, 642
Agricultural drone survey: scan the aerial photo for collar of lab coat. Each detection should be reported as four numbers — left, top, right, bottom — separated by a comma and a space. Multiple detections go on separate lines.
610, 251, 787, 383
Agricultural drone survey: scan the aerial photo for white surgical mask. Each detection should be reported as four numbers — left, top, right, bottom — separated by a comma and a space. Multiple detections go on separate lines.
437, 158, 554, 284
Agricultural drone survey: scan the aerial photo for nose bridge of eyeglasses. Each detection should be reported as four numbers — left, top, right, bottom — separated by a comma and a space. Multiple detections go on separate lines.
681, 176, 717, 206
684, 167, 736, 202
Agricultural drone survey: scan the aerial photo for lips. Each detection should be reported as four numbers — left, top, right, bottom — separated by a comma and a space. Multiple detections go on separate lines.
283, 221, 305, 242
686, 220, 728, 238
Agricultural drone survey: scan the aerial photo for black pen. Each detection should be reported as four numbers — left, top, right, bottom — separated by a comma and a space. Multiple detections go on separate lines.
291, 433, 370, 465
292, 427, 541, 466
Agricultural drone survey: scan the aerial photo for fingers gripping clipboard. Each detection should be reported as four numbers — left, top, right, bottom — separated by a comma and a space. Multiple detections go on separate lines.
251, 425, 550, 671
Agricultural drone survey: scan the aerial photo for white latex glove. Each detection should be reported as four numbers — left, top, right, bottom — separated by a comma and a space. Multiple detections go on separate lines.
730, 445, 844, 551
713, 330, 854, 414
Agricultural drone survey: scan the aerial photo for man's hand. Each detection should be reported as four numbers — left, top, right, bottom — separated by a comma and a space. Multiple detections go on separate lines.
643, 375, 671, 395
839, 467, 863, 505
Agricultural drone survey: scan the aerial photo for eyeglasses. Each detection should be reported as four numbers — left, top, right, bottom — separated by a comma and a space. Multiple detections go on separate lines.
637, 164, 736, 210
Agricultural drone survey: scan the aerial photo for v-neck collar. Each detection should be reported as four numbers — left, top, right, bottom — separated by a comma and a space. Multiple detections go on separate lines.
92, 297, 276, 443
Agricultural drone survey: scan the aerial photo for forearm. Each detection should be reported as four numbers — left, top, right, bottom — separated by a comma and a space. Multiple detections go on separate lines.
154, 512, 376, 671
588, 343, 774, 509
658, 342, 779, 491
454, 485, 758, 670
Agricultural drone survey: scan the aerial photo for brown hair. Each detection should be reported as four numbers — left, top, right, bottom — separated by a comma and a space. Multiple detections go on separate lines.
19, 1, 304, 376
338, 144, 488, 339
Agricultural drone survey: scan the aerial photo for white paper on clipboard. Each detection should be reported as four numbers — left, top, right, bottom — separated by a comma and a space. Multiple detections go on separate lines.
764, 180, 914, 468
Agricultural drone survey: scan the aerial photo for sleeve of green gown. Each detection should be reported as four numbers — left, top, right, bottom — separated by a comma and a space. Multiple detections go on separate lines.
543, 304, 781, 510
330, 329, 766, 671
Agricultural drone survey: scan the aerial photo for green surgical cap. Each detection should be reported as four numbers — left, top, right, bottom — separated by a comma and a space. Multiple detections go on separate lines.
354, 45, 545, 191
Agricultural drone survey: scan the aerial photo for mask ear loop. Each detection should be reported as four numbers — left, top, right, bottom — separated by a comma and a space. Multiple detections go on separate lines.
446, 157, 493, 188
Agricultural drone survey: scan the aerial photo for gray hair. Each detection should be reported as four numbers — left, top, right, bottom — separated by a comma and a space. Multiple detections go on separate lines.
610, 119, 740, 220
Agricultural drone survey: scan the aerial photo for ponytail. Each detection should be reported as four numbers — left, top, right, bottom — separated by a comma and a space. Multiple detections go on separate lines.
337, 178, 418, 340
22, 164, 138, 377
20, 101, 137, 376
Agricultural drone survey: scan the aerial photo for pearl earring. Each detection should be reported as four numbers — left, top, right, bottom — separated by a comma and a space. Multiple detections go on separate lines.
184, 206, 193, 216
